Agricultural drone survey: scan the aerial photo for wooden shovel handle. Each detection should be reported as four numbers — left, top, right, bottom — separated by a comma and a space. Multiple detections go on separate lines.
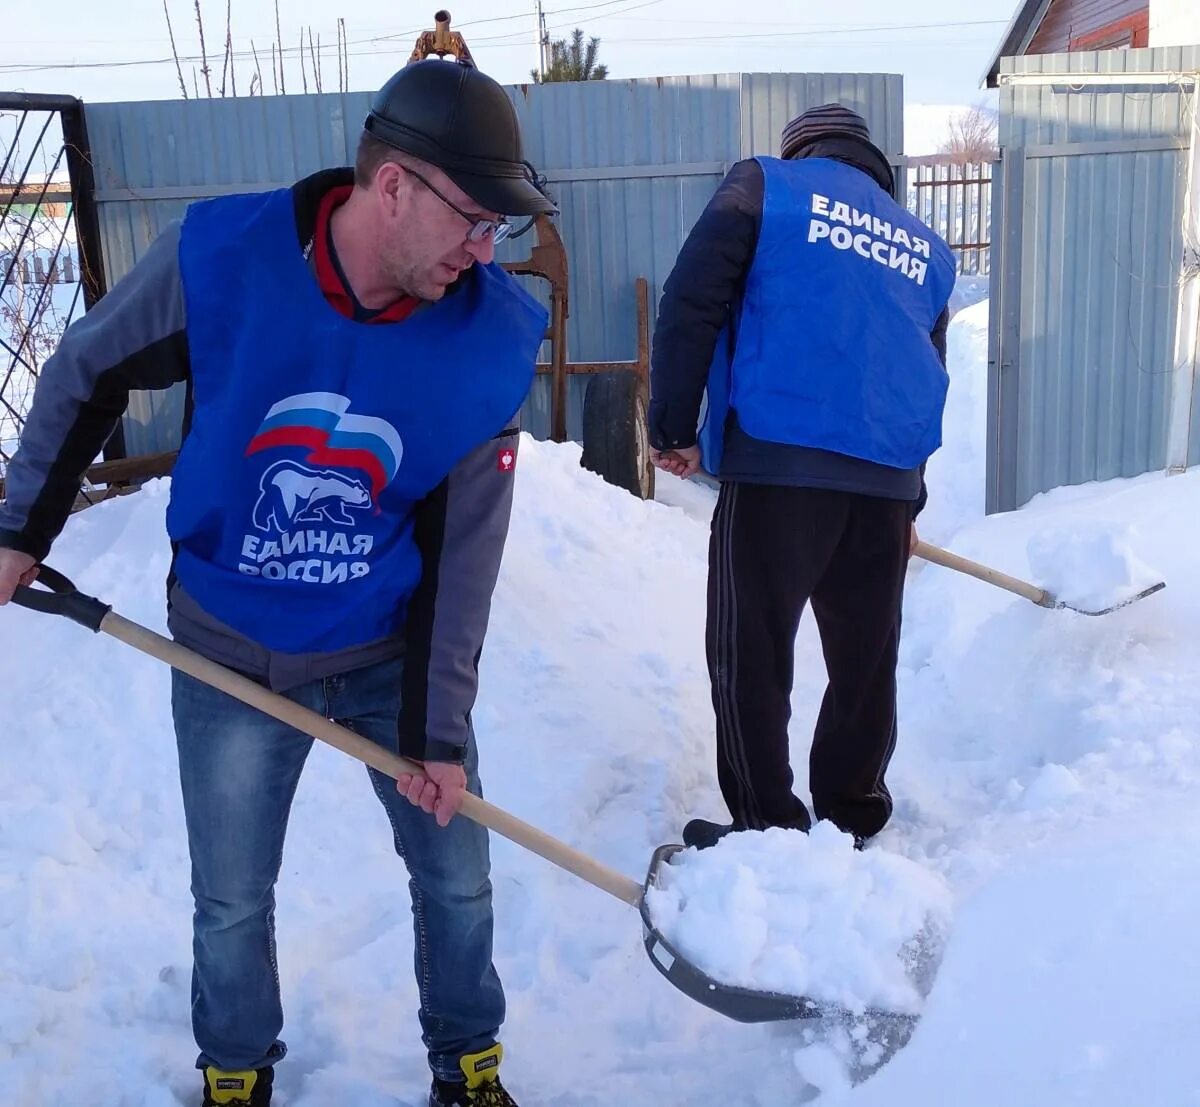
102, 612, 645, 907
912, 540, 1051, 606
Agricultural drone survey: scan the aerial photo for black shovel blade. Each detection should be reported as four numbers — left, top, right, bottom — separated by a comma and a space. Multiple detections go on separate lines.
639, 845, 935, 1029
639, 844, 825, 1023
1056, 580, 1166, 616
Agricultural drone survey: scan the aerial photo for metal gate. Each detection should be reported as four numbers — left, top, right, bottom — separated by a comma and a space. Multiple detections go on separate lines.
0, 93, 108, 482
987, 50, 1200, 513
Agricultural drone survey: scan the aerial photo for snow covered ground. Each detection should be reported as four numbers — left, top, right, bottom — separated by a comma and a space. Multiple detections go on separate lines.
3, 299, 1199, 1106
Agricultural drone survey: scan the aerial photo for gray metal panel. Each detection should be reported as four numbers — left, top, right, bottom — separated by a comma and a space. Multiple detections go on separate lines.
739, 72, 904, 160
498, 74, 743, 443
84, 71, 900, 456
1015, 147, 1181, 505
991, 47, 1196, 510
998, 46, 1200, 147
987, 147, 1017, 516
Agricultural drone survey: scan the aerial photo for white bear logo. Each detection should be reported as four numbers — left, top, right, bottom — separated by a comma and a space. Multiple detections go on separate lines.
252, 461, 372, 533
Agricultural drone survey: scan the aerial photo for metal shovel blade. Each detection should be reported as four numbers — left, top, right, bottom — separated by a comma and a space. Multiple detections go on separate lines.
1054, 580, 1166, 616
640, 844, 930, 1030
639, 845, 823, 1022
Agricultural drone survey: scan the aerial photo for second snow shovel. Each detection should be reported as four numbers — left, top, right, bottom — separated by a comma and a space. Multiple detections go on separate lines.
913, 540, 1165, 616
11, 566, 867, 1026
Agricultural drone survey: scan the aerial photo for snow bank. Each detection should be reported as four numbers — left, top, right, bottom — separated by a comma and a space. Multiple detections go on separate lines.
1026, 522, 1164, 611
918, 299, 989, 544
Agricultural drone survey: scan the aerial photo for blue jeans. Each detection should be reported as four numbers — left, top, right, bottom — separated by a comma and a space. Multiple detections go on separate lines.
171, 656, 504, 1081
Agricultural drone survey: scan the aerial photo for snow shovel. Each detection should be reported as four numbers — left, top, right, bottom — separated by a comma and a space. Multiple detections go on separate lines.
912, 540, 1165, 616
11, 566, 853, 1026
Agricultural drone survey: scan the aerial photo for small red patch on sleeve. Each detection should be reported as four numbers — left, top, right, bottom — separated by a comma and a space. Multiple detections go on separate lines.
497, 447, 516, 472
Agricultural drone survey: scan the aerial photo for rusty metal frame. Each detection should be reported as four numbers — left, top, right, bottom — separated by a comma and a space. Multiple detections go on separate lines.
500, 215, 649, 443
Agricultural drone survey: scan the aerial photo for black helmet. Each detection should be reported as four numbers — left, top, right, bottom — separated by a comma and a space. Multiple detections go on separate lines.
364, 60, 556, 217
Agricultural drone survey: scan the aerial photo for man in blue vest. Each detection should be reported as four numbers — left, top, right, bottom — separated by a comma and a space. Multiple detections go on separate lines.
650, 104, 955, 852
0, 61, 553, 1107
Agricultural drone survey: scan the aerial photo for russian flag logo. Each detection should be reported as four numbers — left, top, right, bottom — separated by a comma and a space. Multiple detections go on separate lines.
245, 392, 404, 500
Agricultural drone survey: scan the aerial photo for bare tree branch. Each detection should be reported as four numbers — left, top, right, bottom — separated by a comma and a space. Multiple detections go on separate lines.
339, 17, 347, 92
314, 31, 323, 93
251, 39, 264, 96
163, 0, 189, 99
228, 11, 237, 97
194, 0, 213, 97
939, 103, 999, 165
299, 28, 309, 94
274, 0, 286, 94
220, 0, 233, 97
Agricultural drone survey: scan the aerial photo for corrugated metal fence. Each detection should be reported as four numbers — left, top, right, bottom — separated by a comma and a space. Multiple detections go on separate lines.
83, 71, 903, 456
989, 46, 1200, 513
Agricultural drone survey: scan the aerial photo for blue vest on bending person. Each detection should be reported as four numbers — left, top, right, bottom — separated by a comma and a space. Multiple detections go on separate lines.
700, 156, 955, 475
168, 186, 546, 654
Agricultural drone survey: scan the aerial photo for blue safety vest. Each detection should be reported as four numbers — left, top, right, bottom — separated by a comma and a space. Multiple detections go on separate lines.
168, 186, 546, 652
701, 157, 955, 474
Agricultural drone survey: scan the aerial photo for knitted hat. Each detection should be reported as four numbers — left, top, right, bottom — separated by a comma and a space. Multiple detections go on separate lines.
781, 103, 876, 160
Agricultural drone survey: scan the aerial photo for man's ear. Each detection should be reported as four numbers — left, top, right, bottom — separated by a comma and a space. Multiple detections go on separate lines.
377, 161, 405, 209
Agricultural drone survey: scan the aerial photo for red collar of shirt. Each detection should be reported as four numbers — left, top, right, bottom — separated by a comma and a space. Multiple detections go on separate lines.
312, 184, 420, 324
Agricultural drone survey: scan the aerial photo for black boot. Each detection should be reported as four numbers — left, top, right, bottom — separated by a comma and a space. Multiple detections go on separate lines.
682, 818, 737, 850
682, 817, 816, 850
429, 1045, 518, 1106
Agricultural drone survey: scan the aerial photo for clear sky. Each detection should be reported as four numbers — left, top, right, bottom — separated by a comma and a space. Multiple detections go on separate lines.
2, 0, 1014, 110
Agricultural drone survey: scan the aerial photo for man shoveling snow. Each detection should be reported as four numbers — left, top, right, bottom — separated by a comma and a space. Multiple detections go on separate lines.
648, 104, 956, 852
0, 58, 555, 1107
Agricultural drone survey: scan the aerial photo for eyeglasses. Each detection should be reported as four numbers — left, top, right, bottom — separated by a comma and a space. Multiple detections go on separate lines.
402, 166, 513, 245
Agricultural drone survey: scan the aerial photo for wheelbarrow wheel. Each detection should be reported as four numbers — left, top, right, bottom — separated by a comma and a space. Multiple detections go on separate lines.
581, 370, 654, 500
